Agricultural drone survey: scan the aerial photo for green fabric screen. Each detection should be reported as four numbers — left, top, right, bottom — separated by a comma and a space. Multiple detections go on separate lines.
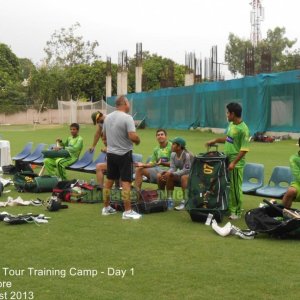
107, 70, 300, 134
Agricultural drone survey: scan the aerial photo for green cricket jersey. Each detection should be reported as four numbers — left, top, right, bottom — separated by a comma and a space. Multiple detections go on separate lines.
61, 135, 83, 160
149, 141, 172, 168
290, 153, 300, 183
224, 121, 250, 168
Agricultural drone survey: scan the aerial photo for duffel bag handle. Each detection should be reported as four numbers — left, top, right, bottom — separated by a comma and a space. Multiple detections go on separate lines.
207, 144, 218, 152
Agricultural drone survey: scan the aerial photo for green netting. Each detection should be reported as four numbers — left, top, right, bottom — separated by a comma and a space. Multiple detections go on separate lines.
107, 70, 300, 134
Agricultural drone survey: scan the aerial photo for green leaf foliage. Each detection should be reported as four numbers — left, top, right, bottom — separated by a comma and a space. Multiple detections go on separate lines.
0, 43, 28, 113
0, 43, 21, 81
43, 22, 99, 67
225, 27, 298, 75
127, 51, 185, 92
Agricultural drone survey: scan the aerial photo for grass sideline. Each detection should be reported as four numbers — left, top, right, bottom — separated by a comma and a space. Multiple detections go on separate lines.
1, 125, 300, 300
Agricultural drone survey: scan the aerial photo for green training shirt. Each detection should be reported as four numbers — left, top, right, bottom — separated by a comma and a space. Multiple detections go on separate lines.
62, 135, 83, 160
149, 141, 172, 168
290, 153, 300, 183
224, 121, 250, 168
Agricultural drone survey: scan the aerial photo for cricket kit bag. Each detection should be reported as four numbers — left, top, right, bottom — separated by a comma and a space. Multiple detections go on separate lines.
245, 199, 300, 238
109, 187, 140, 212
138, 190, 167, 214
186, 147, 230, 223
13, 171, 59, 193
52, 180, 102, 203
2, 161, 33, 175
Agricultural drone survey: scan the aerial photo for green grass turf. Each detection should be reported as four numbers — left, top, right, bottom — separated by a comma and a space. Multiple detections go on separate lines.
1, 125, 300, 300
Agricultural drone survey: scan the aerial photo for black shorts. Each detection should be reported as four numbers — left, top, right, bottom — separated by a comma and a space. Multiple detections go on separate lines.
106, 151, 133, 182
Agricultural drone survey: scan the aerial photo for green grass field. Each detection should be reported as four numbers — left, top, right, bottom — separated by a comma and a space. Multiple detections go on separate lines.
1, 125, 299, 300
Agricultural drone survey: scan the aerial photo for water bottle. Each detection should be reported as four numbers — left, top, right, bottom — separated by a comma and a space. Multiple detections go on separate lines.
90, 178, 95, 186
205, 213, 213, 226
167, 199, 174, 210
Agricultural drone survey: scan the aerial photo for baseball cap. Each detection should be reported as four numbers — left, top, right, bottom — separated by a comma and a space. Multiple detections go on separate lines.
171, 137, 186, 148
91, 111, 102, 125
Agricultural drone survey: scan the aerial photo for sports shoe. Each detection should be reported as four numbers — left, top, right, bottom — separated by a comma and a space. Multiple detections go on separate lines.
230, 225, 256, 240
30, 199, 43, 206
122, 210, 142, 220
228, 214, 240, 220
174, 200, 185, 211
102, 206, 117, 216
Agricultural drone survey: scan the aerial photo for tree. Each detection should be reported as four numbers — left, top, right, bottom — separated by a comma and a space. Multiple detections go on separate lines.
43, 22, 99, 67
224, 33, 252, 76
19, 58, 36, 80
127, 52, 185, 92
0, 81, 28, 113
225, 27, 298, 75
66, 60, 116, 100
0, 43, 21, 82
277, 49, 300, 71
0, 43, 28, 113
262, 27, 296, 72
29, 67, 69, 108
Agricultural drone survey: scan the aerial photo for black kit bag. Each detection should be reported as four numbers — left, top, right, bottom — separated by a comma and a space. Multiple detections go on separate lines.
138, 190, 167, 214
245, 199, 300, 238
109, 187, 140, 212
2, 164, 17, 175
2, 161, 32, 175
186, 146, 230, 223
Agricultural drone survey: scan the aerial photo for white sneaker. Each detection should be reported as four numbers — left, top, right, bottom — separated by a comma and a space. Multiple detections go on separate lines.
122, 210, 142, 220
102, 206, 117, 216
174, 200, 185, 211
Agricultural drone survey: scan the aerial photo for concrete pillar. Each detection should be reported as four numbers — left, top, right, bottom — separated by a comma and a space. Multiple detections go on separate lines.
106, 75, 112, 98
117, 71, 128, 96
135, 66, 143, 93
185, 73, 194, 86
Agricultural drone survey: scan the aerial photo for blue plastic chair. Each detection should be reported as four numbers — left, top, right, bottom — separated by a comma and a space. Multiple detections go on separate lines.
22, 143, 47, 162
12, 142, 33, 160
83, 152, 107, 173
255, 166, 293, 198
32, 144, 56, 165
67, 149, 94, 170
242, 163, 264, 193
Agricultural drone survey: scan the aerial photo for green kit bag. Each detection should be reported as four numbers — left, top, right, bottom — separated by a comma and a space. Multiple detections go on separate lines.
186, 147, 230, 223
13, 171, 59, 193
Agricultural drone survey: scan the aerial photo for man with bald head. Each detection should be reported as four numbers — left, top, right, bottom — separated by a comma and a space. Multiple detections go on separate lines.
102, 96, 142, 220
